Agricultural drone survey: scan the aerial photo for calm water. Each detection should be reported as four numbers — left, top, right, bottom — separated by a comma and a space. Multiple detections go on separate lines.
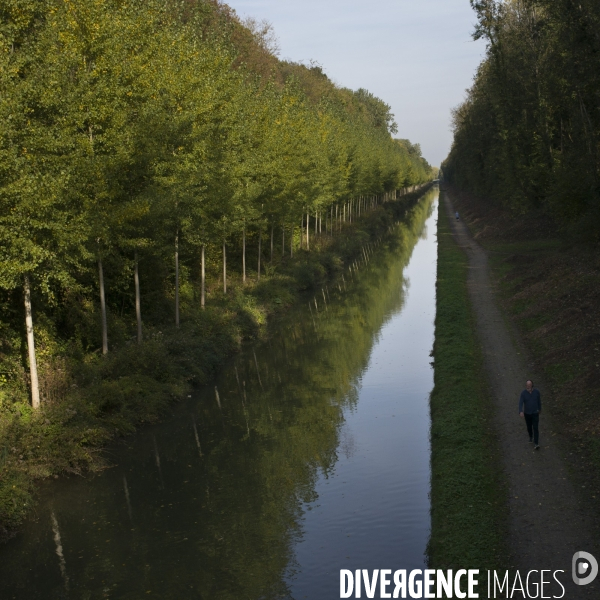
0, 189, 438, 600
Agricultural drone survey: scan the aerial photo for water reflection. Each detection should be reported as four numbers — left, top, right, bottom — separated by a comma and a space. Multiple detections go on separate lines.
289, 192, 438, 599
0, 189, 438, 600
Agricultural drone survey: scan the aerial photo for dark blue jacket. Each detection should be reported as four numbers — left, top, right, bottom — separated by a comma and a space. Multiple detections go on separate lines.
519, 388, 541, 414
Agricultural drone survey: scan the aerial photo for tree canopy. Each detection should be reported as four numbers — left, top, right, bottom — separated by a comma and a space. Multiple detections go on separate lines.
0, 0, 433, 410
443, 0, 600, 241
0, 0, 431, 297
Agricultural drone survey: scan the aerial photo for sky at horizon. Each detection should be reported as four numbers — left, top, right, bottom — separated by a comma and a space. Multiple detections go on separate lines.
226, 0, 486, 167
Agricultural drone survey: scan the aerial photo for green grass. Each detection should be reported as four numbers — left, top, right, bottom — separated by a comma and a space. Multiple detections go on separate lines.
427, 202, 509, 570
544, 360, 583, 386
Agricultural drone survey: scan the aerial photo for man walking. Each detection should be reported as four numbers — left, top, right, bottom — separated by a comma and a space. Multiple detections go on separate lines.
519, 379, 541, 449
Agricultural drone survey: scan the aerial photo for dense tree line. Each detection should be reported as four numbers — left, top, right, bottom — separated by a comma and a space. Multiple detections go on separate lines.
443, 0, 600, 239
0, 0, 432, 408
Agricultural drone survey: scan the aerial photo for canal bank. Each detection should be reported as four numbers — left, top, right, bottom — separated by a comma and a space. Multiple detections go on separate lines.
1, 190, 439, 598
428, 193, 509, 570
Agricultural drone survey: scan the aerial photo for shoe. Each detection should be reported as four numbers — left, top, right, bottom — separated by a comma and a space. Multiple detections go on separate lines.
534, 444, 540, 450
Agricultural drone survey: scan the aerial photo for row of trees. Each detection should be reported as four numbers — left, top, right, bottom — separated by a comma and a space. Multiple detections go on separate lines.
0, 0, 432, 408
443, 0, 600, 238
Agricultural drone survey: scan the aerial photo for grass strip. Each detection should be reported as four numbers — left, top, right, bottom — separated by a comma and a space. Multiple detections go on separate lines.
427, 198, 509, 570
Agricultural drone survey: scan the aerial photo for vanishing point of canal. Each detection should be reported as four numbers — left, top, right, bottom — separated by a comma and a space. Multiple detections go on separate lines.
0, 188, 439, 600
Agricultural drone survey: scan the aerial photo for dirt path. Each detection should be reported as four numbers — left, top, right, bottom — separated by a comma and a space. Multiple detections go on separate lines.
442, 190, 599, 598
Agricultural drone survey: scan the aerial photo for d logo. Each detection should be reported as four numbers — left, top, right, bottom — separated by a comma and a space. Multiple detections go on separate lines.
572, 551, 598, 586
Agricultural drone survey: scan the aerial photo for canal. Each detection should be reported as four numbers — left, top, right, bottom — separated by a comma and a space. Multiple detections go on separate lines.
0, 187, 439, 600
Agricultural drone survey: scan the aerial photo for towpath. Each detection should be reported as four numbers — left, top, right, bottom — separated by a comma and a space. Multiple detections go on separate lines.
442, 189, 599, 599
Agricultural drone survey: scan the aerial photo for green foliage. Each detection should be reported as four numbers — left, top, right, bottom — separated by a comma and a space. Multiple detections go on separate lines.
0, 0, 434, 536
444, 0, 600, 242
290, 258, 327, 291
0, 0, 433, 401
0, 0, 432, 314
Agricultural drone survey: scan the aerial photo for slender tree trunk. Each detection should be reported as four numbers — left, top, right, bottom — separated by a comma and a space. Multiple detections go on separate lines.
242, 224, 246, 283
306, 211, 309, 251
134, 250, 142, 344
23, 274, 40, 409
315, 211, 317, 234
257, 231, 261, 281
222, 239, 227, 294
98, 255, 109, 353
300, 216, 303, 249
175, 231, 180, 328
290, 225, 294, 257
201, 244, 205, 309
270, 223, 274, 264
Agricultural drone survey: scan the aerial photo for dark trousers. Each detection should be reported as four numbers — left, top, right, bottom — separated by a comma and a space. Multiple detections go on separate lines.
525, 412, 540, 444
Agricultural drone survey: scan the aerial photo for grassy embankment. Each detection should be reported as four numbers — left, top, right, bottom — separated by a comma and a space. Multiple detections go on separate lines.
0, 185, 432, 540
447, 184, 600, 530
427, 198, 509, 570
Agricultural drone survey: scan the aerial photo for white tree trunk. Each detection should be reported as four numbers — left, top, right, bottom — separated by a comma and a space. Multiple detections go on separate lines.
242, 224, 246, 283
257, 231, 261, 281
23, 274, 40, 409
201, 244, 205, 309
175, 231, 180, 328
134, 250, 142, 344
306, 212, 309, 250
223, 240, 227, 293
98, 256, 109, 354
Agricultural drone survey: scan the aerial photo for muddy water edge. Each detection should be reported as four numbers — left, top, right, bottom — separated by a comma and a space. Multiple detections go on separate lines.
0, 188, 439, 600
